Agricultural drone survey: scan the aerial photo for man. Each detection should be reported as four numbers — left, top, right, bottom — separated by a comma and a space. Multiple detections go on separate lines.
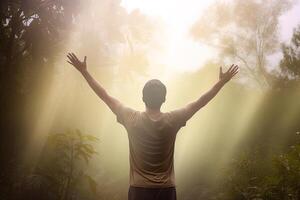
67, 53, 239, 200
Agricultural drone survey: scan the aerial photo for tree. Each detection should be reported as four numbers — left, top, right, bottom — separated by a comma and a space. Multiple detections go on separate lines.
0, 0, 79, 196
0, 1, 159, 196
23, 129, 99, 200
70, 1, 159, 83
190, 0, 294, 88
0, 0, 79, 85
269, 135, 300, 200
118, 9, 157, 79
280, 25, 300, 79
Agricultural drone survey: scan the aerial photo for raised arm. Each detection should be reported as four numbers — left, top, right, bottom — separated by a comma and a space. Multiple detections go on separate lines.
184, 64, 239, 120
67, 53, 121, 114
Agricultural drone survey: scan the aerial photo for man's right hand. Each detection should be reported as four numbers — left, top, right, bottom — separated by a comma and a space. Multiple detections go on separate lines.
219, 64, 239, 84
67, 53, 87, 74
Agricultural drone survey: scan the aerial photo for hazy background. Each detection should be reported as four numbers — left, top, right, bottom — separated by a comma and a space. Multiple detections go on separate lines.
1, 0, 300, 199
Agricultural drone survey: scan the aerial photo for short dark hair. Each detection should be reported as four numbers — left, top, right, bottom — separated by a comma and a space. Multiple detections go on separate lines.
142, 79, 166, 109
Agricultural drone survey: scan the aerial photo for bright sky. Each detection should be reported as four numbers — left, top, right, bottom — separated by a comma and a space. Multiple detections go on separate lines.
121, 0, 214, 72
279, 2, 300, 41
121, 0, 300, 72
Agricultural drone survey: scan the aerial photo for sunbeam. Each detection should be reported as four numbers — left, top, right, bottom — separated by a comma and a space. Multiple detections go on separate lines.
1, 0, 300, 199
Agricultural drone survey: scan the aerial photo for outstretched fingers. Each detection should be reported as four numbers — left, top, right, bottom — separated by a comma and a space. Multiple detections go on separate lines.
67, 52, 82, 67
227, 64, 234, 73
70, 53, 78, 63
228, 64, 237, 73
67, 55, 75, 66
233, 69, 239, 76
67, 53, 76, 63
71, 53, 81, 64
233, 65, 239, 73
230, 65, 239, 77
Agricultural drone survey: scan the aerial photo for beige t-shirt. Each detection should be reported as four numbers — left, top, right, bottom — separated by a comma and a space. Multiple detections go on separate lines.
115, 104, 189, 188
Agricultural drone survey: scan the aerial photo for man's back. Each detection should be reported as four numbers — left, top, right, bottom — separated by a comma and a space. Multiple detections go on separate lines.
116, 105, 188, 187
66, 53, 239, 199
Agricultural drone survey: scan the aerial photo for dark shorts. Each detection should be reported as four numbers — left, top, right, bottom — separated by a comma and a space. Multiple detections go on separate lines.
128, 186, 177, 200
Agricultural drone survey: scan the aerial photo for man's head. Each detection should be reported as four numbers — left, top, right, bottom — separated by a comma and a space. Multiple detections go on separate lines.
142, 79, 166, 109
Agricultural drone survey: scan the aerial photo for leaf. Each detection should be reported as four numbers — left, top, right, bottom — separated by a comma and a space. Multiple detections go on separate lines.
82, 144, 97, 155
85, 134, 99, 142
85, 175, 97, 195
75, 150, 91, 164
75, 129, 83, 140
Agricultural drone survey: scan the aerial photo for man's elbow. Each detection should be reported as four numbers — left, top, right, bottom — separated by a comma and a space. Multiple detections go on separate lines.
186, 102, 203, 115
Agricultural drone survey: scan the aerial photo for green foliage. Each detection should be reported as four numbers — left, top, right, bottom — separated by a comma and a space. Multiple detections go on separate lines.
280, 25, 300, 79
0, 1, 300, 199
0, 0, 78, 67
216, 134, 300, 200
0, 1, 157, 198
190, 0, 294, 88
219, 147, 266, 199
268, 136, 300, 199
25, 129, 99, 200
0, 2, 80, 198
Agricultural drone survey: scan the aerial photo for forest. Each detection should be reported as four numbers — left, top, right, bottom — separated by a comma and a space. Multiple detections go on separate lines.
0, 0, 300, 199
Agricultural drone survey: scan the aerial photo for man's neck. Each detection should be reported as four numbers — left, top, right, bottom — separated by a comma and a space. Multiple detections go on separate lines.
145, 107, 161, 115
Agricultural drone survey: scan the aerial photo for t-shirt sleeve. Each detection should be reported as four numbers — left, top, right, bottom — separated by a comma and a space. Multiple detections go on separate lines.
168, 107, 190, 130
114, 103, 137, 127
